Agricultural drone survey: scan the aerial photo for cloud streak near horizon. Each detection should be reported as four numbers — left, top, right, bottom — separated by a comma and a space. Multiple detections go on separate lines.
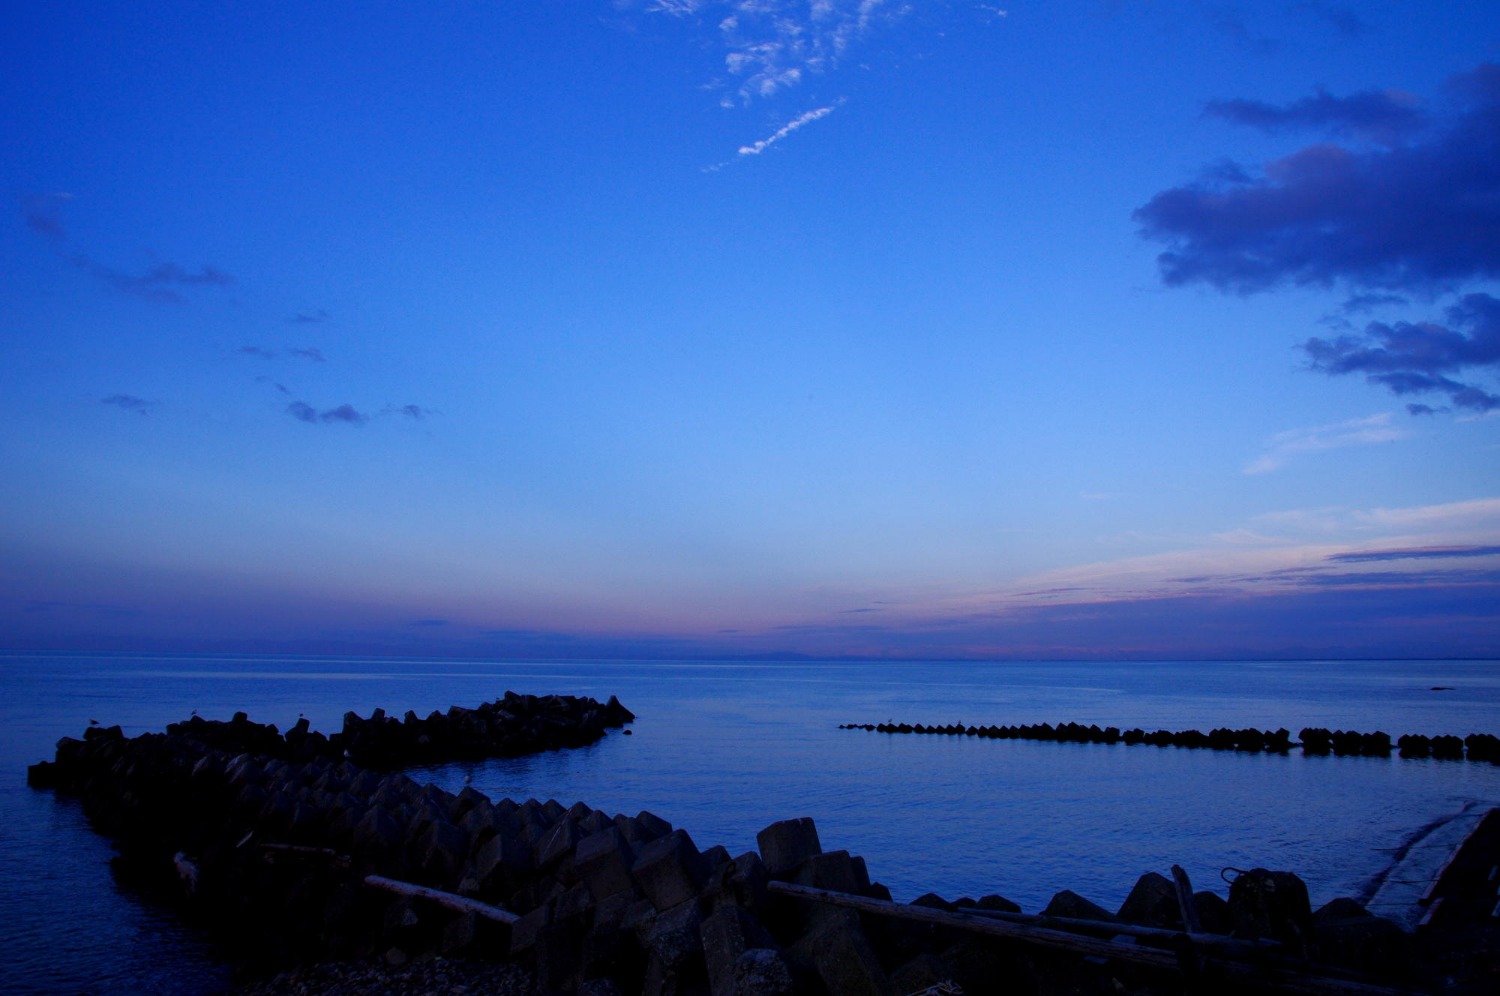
1244, 413, 1408, 474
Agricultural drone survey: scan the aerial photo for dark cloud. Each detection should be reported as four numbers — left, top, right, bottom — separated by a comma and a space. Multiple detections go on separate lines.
72, 256, 234, 303
1136, 62, 1500, 294
289, 309, 330, 324
1288, 567, 1500, 587
1198, 159, 1255, 185
1328, 545, 1500, 564
1340, 293, 1409, 315
290, 402, 371, 424
1295, 2, 1365, 38
101, 394, 153, 415
1171, 557, 1500, 588
321, 404, 368, 424
24, 196, 231, 302
1302, 292, 1500, 412
243, 346, 325, 361
286, 401, 369, 425
689, 573, 1500, 659
1206, 7, 1278, 55
22, 193, 69, 238
1204, 88, 1425, 146
287, 399, 412, 426
375, 403, 436, 420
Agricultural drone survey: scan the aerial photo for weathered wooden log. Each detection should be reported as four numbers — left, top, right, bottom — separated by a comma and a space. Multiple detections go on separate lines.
768, 881, 1184, 966
363, 874, 519, 924
767, 881, 1422, 996
852, 880, 1274, 956
959, 900, 1274, 954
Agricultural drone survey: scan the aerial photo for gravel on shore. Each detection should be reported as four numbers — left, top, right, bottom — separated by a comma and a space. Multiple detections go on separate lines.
231, 957, 538, 996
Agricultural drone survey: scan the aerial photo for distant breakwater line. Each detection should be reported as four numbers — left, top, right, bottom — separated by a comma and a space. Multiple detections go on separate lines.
839, 721, 1500, 762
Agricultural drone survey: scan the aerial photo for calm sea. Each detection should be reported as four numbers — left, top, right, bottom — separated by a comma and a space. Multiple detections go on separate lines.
4, 653, 1500, 994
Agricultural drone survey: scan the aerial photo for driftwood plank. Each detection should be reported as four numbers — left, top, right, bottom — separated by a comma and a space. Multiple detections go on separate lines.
364, 874, 519, 924
767, 881, 1421, 996
1170, 864, 1204, 935
954, 898, 1269, 956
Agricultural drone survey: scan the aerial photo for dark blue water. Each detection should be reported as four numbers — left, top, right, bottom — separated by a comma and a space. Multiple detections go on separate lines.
4, 654, 1500, 994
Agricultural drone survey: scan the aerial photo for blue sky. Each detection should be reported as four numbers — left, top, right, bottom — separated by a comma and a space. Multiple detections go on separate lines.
3, 1, 1498, 659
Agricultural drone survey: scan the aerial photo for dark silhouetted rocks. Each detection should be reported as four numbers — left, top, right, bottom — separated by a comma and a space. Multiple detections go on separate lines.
1228, 868, 1314, 957
106, 691, 639, 773
840, 717, 1500, 764
27, 700, 1448, 994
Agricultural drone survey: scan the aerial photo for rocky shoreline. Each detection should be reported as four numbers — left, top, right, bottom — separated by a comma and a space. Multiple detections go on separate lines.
27, 696, 1484, 994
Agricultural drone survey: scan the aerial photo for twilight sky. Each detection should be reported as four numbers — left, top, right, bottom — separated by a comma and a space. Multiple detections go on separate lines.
4, 1, 1499, 660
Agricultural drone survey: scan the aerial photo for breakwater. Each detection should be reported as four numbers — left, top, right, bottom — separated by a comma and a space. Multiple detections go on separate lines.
27, 699, 1461, 995
839, 721, 1500, 761
29, 691, 635, 785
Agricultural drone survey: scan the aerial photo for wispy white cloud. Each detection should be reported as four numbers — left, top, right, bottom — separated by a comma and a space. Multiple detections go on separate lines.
648, 0, 708, 13
1353, 496, 1500, 532
1249, 497, 1500, 540
1243, 412, 1409, 474
738, 100, 843, 156
696, 494, 1500, 658
638, 0, 899, 103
